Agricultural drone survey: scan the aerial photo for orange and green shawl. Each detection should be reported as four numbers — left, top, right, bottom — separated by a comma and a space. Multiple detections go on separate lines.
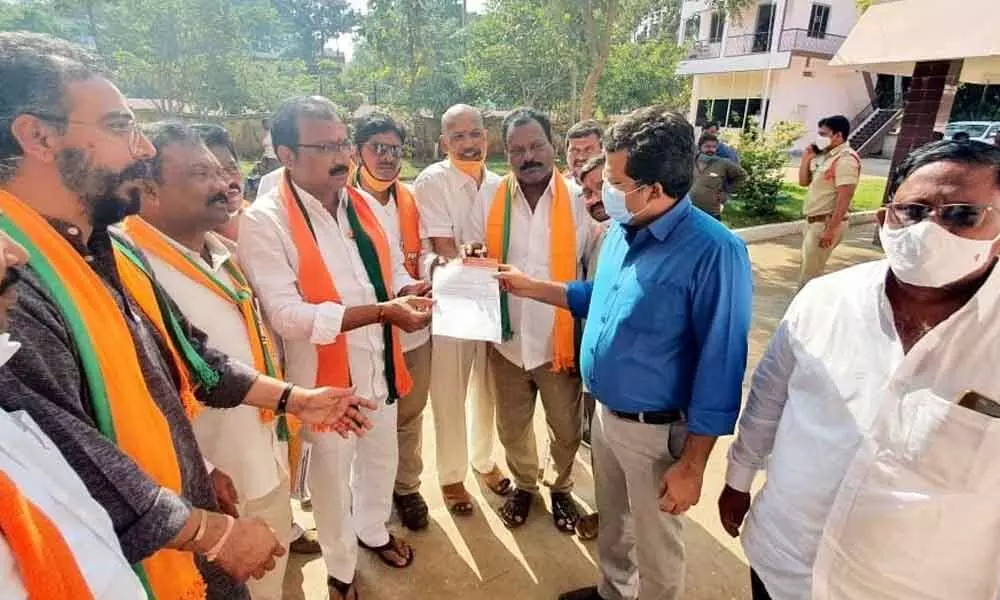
0, 190, 206, 600
279, 170, 412, 406
353, 165, 422, 279
486, 172, 577, 372
0, 469, 96, 599
122, 216, 297, 439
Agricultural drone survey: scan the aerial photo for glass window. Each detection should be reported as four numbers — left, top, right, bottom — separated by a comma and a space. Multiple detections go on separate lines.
685, 15, 701, 40
709, 12, 725, 43
711, 99, 730, 125
808, 4, 831, 38
696, 100, 712, 126
728, 99, 748, 128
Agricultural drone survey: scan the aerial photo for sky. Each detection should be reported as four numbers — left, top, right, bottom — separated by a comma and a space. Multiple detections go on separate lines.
335, 0, 487, 61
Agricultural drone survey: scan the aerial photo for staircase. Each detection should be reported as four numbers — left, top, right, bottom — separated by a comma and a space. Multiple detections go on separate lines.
848, 106, 903, 156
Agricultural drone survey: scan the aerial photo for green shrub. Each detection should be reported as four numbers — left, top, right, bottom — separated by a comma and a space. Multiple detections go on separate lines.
728, 119, 805, 216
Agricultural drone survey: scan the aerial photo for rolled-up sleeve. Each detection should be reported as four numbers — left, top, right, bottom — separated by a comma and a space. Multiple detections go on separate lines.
238, 205, 346, 345
687, 241, 753, 436
0, 288, 191, 563
565, 280, 593, 319
414, 171, 454, 240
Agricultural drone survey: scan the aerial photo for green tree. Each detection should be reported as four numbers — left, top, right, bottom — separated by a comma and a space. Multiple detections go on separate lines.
730, 119, 805, 216
596, 38, 689, 115
464, 0, 575, 111
273, 0, 358, 73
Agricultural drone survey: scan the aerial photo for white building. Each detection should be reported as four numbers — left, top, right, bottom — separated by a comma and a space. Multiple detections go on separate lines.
672, 0, 878, 150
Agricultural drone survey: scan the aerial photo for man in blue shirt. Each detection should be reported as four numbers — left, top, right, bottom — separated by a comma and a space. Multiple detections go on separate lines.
704, 121, 740, 164
496, 106, 753, 600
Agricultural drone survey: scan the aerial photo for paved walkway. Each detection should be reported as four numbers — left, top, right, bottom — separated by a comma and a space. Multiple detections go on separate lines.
284, 223, 885, 600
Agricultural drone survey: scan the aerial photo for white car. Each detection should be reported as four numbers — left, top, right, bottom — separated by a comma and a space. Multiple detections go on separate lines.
944, 121, 1000, 143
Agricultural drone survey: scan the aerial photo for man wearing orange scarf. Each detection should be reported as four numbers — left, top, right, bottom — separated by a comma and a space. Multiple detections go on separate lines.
131, 121, 295, 600
0, 230, 146, 600
413, 104, 510, 516
0, 33, 374, 600
351, 113, 434, 532
466, 108, 594, 532
239, 96, 433, 600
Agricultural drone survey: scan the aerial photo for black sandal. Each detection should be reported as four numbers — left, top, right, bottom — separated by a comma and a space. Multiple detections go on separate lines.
358, 534, 415, 568
551, 492, 579, 534
393, 492, 429, 531
327, 576, 360, 600
498, 489, 533, 529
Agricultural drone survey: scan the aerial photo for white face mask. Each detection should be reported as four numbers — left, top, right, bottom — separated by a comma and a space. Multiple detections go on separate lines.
815, 136, 832, 151
0, 333, 20, 368
880, 221, 999, 287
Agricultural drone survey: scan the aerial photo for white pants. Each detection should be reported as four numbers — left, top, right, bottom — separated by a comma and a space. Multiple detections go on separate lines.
429, 336, 499, 486
241, 479, 293, 600
307, 400, 398, 583
593, 405, 688, 600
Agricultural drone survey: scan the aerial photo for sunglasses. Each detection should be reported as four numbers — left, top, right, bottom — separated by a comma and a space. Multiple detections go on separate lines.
887, 202, 995, 230
366, 142, 404, 159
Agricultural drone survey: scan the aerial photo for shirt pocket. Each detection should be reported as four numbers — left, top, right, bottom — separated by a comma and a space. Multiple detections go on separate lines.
612, 274, 688, 338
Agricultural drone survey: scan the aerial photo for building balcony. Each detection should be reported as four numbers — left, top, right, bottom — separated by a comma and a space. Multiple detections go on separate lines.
724, 32, 775, 57
778, 28, 847, 58
686, 39, 723, 60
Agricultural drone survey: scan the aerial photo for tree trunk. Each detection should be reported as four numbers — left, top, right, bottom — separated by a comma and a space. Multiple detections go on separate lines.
578, 0, 619, 120
579, 57, 609, 120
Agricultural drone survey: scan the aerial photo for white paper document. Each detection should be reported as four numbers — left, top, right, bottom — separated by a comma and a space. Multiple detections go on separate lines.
432, 260, 502, 343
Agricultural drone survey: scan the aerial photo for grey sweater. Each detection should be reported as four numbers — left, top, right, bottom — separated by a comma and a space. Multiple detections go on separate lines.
0, 220, 255, 600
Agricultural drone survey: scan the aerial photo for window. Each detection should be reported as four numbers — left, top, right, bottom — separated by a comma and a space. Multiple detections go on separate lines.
709, 11, 725, 43
696, 100, 712, 126
711, 99, 731, 126
684, 15, 701, 41
808, 4, 831, 38
727, 99, 748, 128
753, 3, 776, 52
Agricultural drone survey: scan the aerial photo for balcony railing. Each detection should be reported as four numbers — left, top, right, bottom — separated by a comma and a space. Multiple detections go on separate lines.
724, 32, 774, 57
686, 39, 723, 60
778, 28, 847, 57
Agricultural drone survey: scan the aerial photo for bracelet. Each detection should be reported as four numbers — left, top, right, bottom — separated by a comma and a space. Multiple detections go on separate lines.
376, 304, 385, 324
192, 509, 209, 545
205, 514, 236, 562
277, 383, 294, 416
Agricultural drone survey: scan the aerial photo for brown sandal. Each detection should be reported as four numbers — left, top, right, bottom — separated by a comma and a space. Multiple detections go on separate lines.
442, 482, 474, 516
358, 534, 414, 568
477, 466, 514, 496
327, 576, 360, 600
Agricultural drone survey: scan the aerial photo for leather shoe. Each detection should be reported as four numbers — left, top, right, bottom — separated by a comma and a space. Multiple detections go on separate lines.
558, 586, 604, 600
289, 527, 322, 554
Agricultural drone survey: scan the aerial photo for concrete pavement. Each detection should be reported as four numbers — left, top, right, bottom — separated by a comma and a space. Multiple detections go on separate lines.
283, 223, 885, 600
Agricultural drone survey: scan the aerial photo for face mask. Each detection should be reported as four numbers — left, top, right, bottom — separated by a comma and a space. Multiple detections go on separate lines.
881, 220, 1000, 287
0, 333, 20, 368
602, 183, 646, 225
815, 136, 832, 151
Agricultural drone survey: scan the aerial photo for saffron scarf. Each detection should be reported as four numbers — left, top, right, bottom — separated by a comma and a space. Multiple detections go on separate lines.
122, 217, 297, 440
486, 173, 577, 372
278, 171, 412, 406
0, 470, 95, 600
0, 190, 206, 600
354, 165, 422, 279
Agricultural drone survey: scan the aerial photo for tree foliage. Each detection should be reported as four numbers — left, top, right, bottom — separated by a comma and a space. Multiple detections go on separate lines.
597, 38, 689, 115
730, 119, 806, 216
273, 0, 358, 72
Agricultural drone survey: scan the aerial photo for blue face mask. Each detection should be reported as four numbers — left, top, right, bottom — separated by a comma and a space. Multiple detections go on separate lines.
602, 182, 646, 225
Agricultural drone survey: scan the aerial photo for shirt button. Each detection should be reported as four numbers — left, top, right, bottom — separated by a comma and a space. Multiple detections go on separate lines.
84, 255, 95, 263
601, 315, 608, 323
611, 284, 620, 292
67, 226, 80, 236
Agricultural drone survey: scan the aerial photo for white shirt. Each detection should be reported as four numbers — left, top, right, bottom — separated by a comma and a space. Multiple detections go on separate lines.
257, 167, 282, 198
0, 409, 146, 600
238, 183, 417, 402
363, 184, 431, 353
413, 159, 502, 247
727, 259, 1000, 599
144, 229, 287, 502
466, 174, 591, 370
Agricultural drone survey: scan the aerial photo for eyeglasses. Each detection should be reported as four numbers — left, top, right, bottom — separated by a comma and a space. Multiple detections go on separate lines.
29, 112, 144, 154
296, 141, 353, 154
888, 202, 996, 230
365, 142, 404, 159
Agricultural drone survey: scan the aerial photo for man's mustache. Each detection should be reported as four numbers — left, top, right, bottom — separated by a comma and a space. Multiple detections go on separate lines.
329, 165, 349, 176
520, 161, 544, 170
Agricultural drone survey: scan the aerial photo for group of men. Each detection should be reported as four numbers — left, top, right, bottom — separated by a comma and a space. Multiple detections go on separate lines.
2, 29, 1000, 600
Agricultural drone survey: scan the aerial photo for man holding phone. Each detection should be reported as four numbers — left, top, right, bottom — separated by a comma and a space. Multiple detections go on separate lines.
720, 140, 1000, 600
796, 115, 860, 287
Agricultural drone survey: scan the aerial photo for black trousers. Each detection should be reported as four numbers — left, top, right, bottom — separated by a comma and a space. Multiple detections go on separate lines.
751, 569, 773, 600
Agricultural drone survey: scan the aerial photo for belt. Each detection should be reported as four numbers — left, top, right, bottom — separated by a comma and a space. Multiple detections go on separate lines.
806, 214, 849, 224
610, 409, 683, 425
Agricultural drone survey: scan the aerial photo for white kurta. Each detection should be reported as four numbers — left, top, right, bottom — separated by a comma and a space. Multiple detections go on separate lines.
727, 259, 1000, 600
466, 174, 592, 371
143, 230, 287, 503
0, 408, 146, 600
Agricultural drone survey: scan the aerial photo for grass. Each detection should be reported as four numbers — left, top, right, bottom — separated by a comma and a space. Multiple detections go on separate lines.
722, 176, 887, 229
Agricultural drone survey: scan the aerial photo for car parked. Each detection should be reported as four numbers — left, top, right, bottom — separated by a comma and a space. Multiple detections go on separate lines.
944, 121, 1000, 143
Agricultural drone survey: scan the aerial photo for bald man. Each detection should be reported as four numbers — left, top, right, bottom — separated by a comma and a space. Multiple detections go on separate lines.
413, 105, 512, 515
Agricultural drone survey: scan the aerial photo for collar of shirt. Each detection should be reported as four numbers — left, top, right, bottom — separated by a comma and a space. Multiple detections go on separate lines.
160, 229, 233, 273
624, 195, 693, 247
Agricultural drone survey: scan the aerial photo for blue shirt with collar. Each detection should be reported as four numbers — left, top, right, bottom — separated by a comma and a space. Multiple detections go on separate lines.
718, 142, 739, 164
565, 197, 752, 436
